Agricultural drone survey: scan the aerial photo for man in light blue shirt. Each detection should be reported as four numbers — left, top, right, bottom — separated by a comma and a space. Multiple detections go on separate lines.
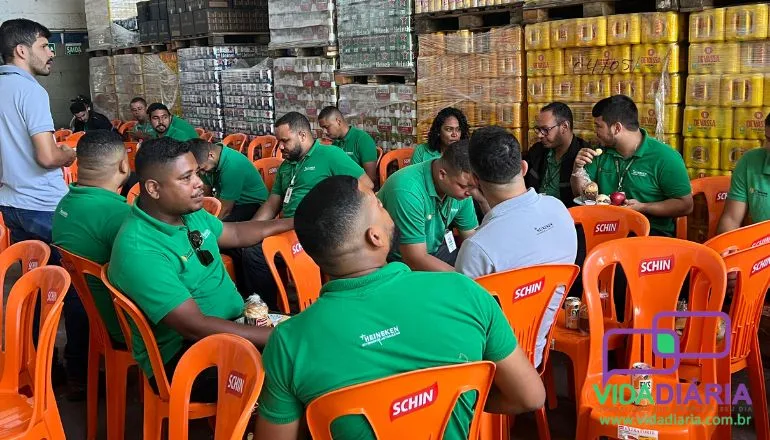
0, 18, 87, 398
456, 126, 577, 368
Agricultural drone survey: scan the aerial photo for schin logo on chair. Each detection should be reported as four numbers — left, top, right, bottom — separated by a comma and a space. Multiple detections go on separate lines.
751, 234, 770, 248
225, 371, 246, 397
593, 221, 619, 234
639, 255, 674, 276
46, 289, 58, 304
513, 277, 545, 302
716, 191, 728, 202
291, 242, 303, 256
750, 255, 770, 276
390, 382, 438, 420
28, 259, 39, 271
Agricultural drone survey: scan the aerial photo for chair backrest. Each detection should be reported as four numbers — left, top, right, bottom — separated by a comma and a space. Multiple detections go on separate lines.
118, 120, 138, 135
54, 129, 72, 142
680, 176, 732, 242
704, 220, 770, 255
581, 237, 727, 390
111, 119, 122, 129
246, 135, 278, 162
253, 157, 284, 193
0, 266, 69, 432
306, 362, 496, 440
569, 205, 651, 252
201, 132, 215, 143
202, 197, 222, 217
62, 159, 78, 185
378, 148, 414, 184
222, 133, 248, 153
124, 141, 140, 172
261, 231, 322, 313
66, 131, 85, 145
376, 146, 383, 164
101, 264, 173, 399
169, 334, 265, 440
195, 127, 206, 137
126, 182, 141, 204
0, 222, 8, 254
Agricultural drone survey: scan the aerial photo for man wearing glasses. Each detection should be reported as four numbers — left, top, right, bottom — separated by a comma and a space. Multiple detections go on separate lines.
524, 102, 590, 208
107, 137, 293, 402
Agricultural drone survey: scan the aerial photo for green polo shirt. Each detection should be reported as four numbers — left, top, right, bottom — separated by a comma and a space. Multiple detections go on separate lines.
410, 143, 441, 165
727, 148, 770, 224
135, 121, 155, 137
272, 140, 365, 218
207, 146, 268, 205
159, 116, 199, 142
542, 149, 561, 198
258, 263, 517, 439
52, 185, 131, 344
107, 203, 244, 377
377, 159, 479, 261
333, 126, 378, 167
584, 129, 691, 236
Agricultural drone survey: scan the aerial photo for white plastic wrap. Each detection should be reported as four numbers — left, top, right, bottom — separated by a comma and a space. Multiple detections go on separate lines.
114, 54, 144, 122
143, 52, 181, 117
221, 59, 275, 136
273, 57, 338, 137
268, 0, 336, 49
89, 56, 119, 121
85, 0, 140, 49
338, 84, 417, 151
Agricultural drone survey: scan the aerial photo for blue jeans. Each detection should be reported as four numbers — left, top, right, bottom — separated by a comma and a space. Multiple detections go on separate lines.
0, 206, 89, 383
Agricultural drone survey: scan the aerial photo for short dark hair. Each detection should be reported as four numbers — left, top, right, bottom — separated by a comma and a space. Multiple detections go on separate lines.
440, 139, 472, 175
147, 102, 170, 116
318, 106, 342, 121
295, 175, 363, 265
130, 97, 147, 106
0, 19, 51, 63
70, 101, 88, 114
428, 107, 470, 153
76, 130, 125, 169
135, 137, 190, 181
468, 126, 522, 184
186, 138, 216, 164
592, 95, 640, 131
541, 102, 574, 129
275, 112, 312, 134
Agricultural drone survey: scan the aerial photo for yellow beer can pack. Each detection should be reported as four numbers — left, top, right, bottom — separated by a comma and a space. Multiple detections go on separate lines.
720, 74, 765, 107
684, 138, 721, 169
575, 17, 607, 47
720, 139, 762, 170
527, 77, 553, 103
686, 75, 723, 106
608, 14, 641, 46
525, 22, 550, 50
688, 42, 740, 74
643, 74, 682, 104
733, 108, 769, 140
564, 48, 598, 75
689, 9, 725, 43
572, 104, 594, 131
641, 12, 682, 44
574, 129, 598, 145
741, 41, 770, 74
596, 45, 633, 74
661, 134, 682, 152
582, 75, 612, 102
496, 52, 524, 77
527, 129, 538, 149
612, 74, 645, 103
489, 26, 523, 52
496, 104, 524, 129
633, 44, 680, 73
552, 76, 582, 102
528, 103, 540, 129
724, 4, 769, 42
638, 104, 682, 134
684, 106, 733, 138
527, 50, 563, 77
766, 75, 770, 106
550, 19, 576, 49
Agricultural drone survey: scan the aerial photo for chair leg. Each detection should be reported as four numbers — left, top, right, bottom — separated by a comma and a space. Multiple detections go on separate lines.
86, 339, 100, 440
543, 359, 558, 410
143, 383, 163, 440
46, 401, 68, 440
748, 337, 769, 440
535, 408, 551, 440
105, 353, 130, 440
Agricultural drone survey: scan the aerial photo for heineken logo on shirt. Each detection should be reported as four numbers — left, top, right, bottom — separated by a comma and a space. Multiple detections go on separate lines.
360, 326, 400, 347
303, 166, 316, 172
630, 170, 648, 177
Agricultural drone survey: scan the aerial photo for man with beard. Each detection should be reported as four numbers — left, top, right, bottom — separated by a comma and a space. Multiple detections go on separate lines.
254, 175, 546, 439
571, 95, 692, 237
244, 112, 372, 309
147, 102, 198, 142
107, 137, 293, 401
70, 99, 114, 132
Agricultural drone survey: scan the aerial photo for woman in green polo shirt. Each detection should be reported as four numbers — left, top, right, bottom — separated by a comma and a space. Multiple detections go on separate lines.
412, 107, 470, 164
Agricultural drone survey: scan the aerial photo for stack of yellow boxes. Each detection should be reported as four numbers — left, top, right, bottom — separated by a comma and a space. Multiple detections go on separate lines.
416, 26, 526, 147
524, 13, 685, 151
683, 4, 769, 179
415, 0, 519, 14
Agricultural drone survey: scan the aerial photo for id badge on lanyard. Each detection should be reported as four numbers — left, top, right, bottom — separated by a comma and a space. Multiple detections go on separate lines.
444, 230, 457, 253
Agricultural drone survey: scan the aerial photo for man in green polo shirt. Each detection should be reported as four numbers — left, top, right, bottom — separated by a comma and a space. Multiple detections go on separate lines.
318, 105, 378, 185
107, 137, 293, 402
254, 175, 546, 440
53, 130, 132, 349
378, 139, 479, 272
571, 95, 693, 237
718, 113, 770, 233
129, 97, 155, 141
147, 102, 198, 142
188, 139, 268, 221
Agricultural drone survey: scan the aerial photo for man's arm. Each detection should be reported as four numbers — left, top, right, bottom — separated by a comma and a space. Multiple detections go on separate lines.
218, 217, 294, 249
32, 133, 76, 169
253, 194, 283, 221
625, 194, 693, 218
484, 346, 546, 414
400, 243, 455, 272
570, 147, 598, 196
458, 229, 476, 240
254, 420, 304, 440
218, 199, 235, 220
161, 299, 272, 347
362, 161, 378, 189
717, 200, 748, 235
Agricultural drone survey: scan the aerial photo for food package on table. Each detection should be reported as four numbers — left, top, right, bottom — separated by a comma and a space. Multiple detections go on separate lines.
243, 294, 272, 327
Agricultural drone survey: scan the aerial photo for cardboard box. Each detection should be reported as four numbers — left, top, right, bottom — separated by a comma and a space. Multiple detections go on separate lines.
169, 13, 182, 37
181, 11, 195, 36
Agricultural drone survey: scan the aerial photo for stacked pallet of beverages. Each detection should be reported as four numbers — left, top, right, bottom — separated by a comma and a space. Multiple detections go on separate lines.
273, 57, 338, 138
682, 4, 769, 179
179, 45, 268, 140
143, 52, 182, 115
268, 0, 335, 49
415, 0, 520, 13
89, 56, 120, 121
524, 13, 685, 151
85, 0, 141, 49
416, 26, 526, 147
221, 59, 275, 138
171, 0, 269, 38
338, 84, 418, 151
114, 54, 146, 122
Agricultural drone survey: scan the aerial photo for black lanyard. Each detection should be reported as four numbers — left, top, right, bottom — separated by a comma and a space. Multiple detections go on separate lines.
614, 157, 636, 193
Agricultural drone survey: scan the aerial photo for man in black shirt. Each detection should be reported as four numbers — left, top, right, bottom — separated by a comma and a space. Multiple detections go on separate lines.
524, 102, 590, 208
70, 101, 114, 132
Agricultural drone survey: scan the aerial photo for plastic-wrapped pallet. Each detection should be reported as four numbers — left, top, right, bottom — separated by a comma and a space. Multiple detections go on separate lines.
268, 0, 335, 49
143, 53, 181, 117
114, 54, 145, 122
85, 0, 141, 49
416, 0, 520, 13
89, 56, 119, 121
221, 59, 275, 138
338, 84, 417, 151
273, 57, 338, 137
337, 0, 415, 74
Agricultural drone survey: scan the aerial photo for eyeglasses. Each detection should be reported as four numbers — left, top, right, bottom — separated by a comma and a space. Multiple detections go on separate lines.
188, 230, 214, 267
535, 125, 559, 136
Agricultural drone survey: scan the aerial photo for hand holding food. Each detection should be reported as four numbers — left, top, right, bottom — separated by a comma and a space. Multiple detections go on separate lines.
574, 148, 598, 169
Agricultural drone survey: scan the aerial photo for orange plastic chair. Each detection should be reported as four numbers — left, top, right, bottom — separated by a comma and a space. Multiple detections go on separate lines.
101, 265, 216, 439
118, 121, 138, 135
222, 133, 248, 153
576, 237, 729, 440
0, 266, 70, 440
262, 230, 322, 314
475, 264, 580, 440
378, 147, 414, 184
56, 248, 136, 440
245, 135, 277, 162
124, 141, 140, 172
306, 362, 496, 440
253, 157, 283, 194
62, 159, 78, 185
0, 223, 8, 254
126, 183, 140, 205
111, 119, 122, 129
702, 219, 770, 255
199, 198, 236, 281
677, 176, 732, 242
376, 146, 384, 165
195, 127, 206, 137
65, 131, 86, 146
168, 334, 264, 440
53, 129, 72, 142
201, 132, 215, 143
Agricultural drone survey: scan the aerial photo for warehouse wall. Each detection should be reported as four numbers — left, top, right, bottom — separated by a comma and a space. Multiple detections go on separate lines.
0, 0, 87, 30
39, 44, 92, 129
